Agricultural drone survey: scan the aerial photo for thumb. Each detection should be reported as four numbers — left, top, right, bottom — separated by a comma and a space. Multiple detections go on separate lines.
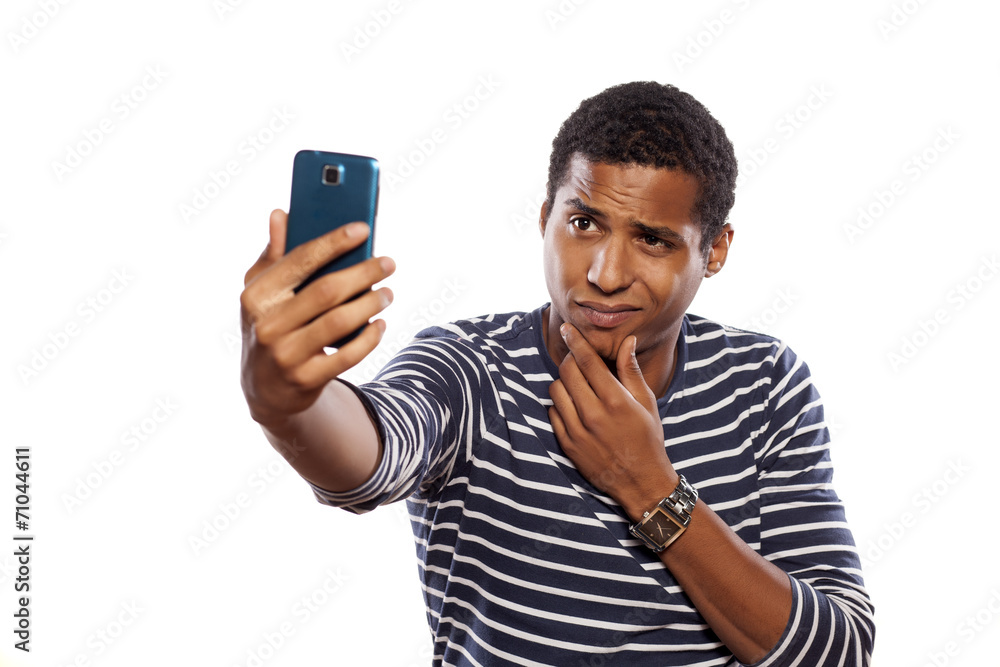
265, 209, 288, 263
244, 209, 288, 286
617, 336, 656, 410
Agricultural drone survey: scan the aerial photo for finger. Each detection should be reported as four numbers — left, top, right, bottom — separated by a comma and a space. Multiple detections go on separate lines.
293, 319, 388, 390
282, 287, 393, 366
559, 323, 621, 403
557, 350, 602, 418
256, 220, 372, 297
548, 405, 569, 449
615, 335, 657, 412
244, 209, 290, 287
264, 256, 395, 338
559, 324, 619, 402
243, 217, 374, 329
548, 379, 586, 441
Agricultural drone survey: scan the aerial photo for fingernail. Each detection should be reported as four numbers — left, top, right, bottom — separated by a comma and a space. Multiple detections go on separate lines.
559, 323, 569, 338
346, 222, 369, 238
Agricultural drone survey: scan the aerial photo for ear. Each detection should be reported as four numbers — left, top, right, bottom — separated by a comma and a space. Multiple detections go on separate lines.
539, 200, 550, 238
704, 224, 733, 277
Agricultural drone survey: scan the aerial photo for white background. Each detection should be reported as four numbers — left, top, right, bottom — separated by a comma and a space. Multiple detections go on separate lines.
3, 1, 998, 665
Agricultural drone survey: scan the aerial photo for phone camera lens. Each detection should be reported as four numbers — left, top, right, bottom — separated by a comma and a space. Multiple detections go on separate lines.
322, 165, 342, 186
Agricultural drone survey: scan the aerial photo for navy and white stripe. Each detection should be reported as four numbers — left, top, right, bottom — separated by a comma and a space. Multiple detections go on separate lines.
311, 305, 875, 666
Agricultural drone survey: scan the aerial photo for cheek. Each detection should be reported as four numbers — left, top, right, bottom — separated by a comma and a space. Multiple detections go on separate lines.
542, 236, 560, 292
543, 233, 576, 293
646, 258, 703, 313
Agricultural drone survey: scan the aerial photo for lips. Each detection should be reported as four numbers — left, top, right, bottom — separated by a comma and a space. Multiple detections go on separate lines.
577, 301, 639, 328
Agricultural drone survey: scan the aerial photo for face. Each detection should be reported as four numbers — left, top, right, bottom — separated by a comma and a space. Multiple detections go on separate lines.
540, 155, 731, 379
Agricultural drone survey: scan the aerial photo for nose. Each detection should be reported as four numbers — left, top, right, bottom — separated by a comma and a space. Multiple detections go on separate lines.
587, 236, 633, 294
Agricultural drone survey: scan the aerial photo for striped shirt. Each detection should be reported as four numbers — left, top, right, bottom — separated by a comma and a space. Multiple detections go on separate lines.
311, 305, 876, 666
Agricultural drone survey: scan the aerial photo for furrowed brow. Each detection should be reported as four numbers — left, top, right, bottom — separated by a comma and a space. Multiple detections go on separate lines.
564, 197, 604, 219
564, 196, 688, 243
630, 220, 687, 243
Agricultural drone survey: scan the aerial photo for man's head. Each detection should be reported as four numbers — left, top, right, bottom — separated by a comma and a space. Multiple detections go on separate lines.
543, 81, 737, 255
538, 83, 737, 390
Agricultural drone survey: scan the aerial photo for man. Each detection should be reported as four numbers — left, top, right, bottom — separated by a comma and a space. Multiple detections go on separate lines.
240, 82, 875, 665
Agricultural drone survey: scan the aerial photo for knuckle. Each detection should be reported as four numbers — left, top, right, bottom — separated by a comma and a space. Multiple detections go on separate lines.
239, 287, 258, 314
317, 228, 351, 259
302, 242, 327, 269
254, 317, 281, 346
331, 345, 360, 370
242, 286, 286, 325
269, 339, 296, 368
283, 363, 313, 391
606, 395, 626, 412
322, 305, 348, 330
361, 288, 385, 312
312, 276, 344, 305
286, 244, 319, 277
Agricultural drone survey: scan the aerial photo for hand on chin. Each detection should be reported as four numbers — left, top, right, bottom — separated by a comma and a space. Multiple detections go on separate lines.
573, 326, 628, 368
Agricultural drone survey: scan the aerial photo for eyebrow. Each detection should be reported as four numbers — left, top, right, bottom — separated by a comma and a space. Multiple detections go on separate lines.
563, 197, 688, 243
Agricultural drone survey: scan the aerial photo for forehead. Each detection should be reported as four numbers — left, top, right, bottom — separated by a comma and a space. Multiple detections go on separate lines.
557, 154, 700, 225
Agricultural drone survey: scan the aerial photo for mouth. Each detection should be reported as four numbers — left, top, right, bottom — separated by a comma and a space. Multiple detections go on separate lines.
576, 301, 640, 328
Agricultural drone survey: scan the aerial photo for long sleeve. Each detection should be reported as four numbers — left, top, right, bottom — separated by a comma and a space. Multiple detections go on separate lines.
748, 343, 875, 666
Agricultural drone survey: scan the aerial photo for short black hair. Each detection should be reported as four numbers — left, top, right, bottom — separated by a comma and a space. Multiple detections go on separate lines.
544, 81, 737, 254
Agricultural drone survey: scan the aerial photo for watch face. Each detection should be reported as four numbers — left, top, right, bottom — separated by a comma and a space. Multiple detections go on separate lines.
640, 508, 682, 546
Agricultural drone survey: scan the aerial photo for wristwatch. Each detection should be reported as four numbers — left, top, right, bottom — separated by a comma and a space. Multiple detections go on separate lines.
629, 475, 699, 552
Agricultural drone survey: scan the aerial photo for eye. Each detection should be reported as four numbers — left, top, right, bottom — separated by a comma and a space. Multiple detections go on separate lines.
571, 217, 594, 232
640, 233, 673, 249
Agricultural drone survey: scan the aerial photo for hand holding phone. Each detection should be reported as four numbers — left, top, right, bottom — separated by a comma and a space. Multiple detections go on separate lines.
239, 152, 393, 429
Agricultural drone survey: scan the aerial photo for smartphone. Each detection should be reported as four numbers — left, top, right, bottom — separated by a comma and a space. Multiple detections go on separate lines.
286, 150, 379, 348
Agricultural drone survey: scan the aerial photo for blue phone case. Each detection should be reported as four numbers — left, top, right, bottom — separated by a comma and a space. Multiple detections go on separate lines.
286, 150, 379, 346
